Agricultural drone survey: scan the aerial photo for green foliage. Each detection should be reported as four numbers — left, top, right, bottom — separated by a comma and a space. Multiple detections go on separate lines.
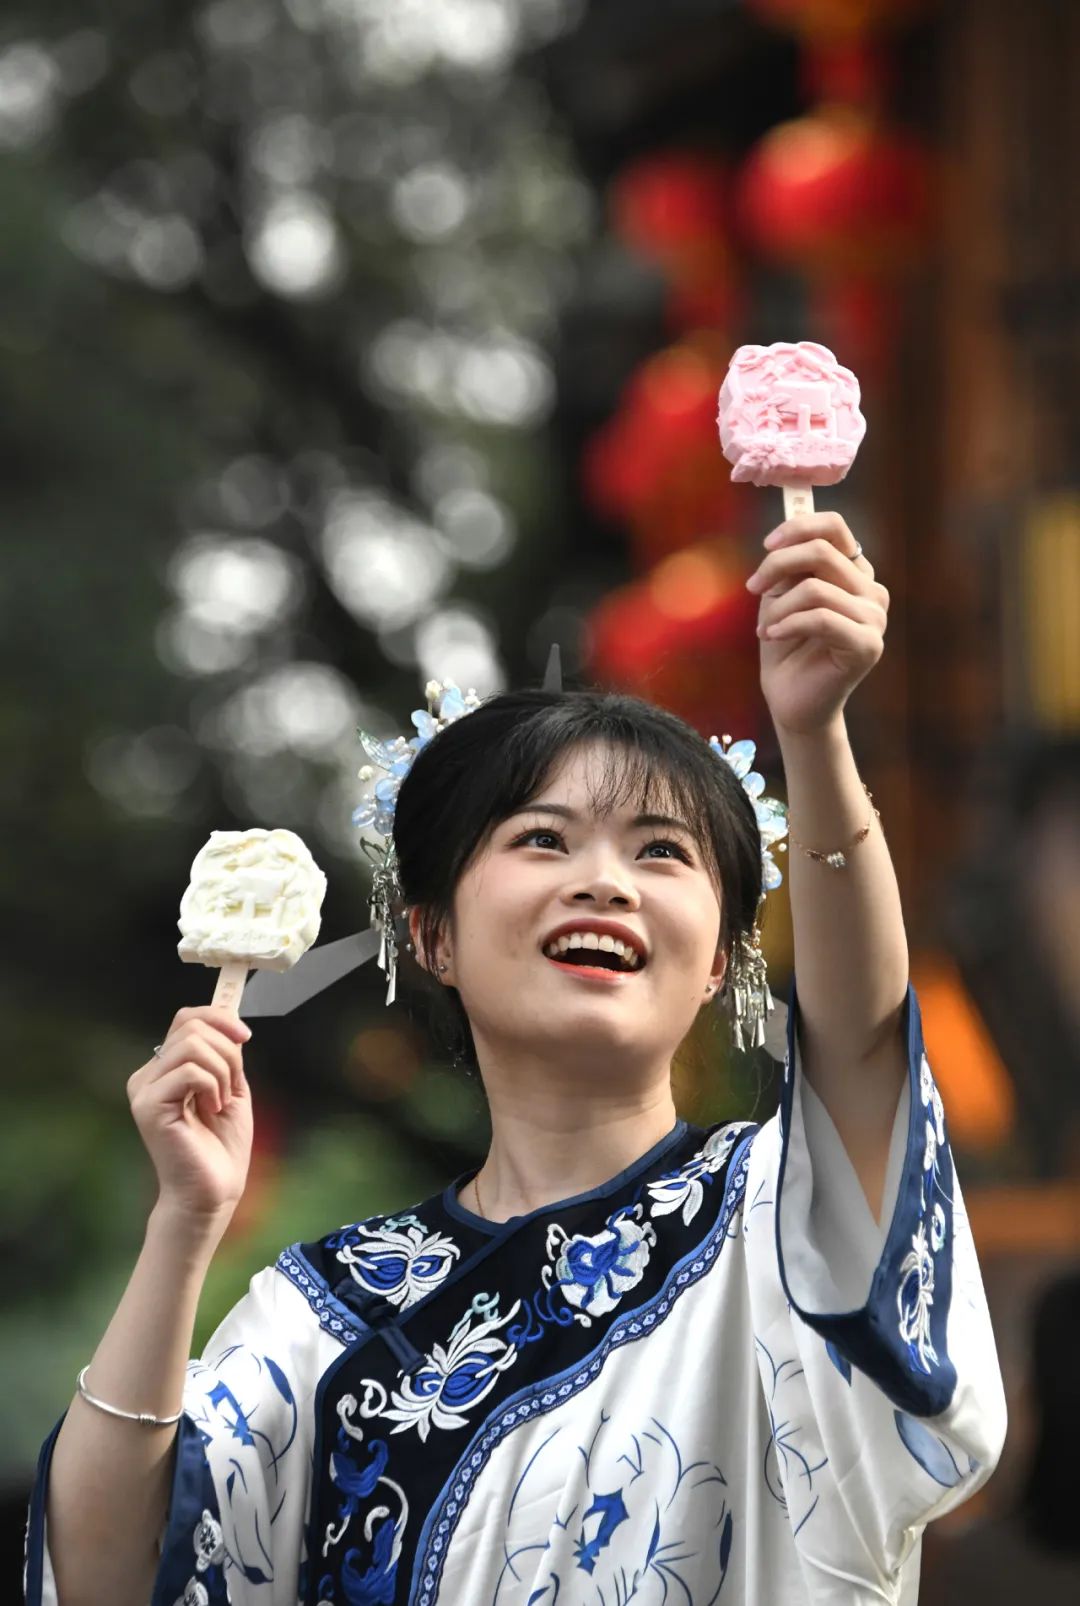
1, 1, 590, 1484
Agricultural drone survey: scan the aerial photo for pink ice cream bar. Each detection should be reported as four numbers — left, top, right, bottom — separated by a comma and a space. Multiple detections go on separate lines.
717, 340, 866, 489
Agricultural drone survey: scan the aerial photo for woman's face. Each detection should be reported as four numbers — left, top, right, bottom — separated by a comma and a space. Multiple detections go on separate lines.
417, 741, 728, 1078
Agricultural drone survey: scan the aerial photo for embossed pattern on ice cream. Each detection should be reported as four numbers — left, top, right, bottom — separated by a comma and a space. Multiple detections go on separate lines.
178, 827, 327, 973
717, 340, 866, 488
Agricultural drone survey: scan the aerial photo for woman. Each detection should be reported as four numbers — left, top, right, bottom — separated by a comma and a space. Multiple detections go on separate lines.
27, 513, 1006, 1605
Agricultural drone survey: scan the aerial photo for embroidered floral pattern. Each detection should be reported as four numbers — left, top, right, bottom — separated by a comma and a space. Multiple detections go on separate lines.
193, 1511, 226, 1571
170, 1510, 226, 1606
896, 1051, 952, 1375
328, 1214, 460, 1311
314, 1129, 754, 1601
647, 1121, 752, 1226
378, 1290, 521, 1441
415, 1141, 755, 1605
319, 1386, 409, 1600
543, 1203, 657, 1324
898, 1220, 938, 1375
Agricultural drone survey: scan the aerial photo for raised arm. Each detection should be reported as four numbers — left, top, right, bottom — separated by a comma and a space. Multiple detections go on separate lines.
37, 1005, 252, 1606
745, 512, 907, 1218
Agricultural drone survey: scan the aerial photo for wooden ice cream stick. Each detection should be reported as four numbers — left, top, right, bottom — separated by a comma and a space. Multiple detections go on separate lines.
782, 486, 815, 519
212, 962, 249, 1015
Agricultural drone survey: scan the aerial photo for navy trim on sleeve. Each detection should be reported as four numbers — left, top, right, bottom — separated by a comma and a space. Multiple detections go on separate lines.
22, 1413, 64, 1604
774, 976, 958, 1417
21, 1405, 230, 1606
151, 1412, 231, 1606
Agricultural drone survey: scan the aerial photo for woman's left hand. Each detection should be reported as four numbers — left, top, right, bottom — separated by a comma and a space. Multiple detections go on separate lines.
744, 512, 890, 737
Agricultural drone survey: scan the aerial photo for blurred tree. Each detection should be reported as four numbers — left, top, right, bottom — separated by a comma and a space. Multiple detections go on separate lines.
0, 0, 598, 1482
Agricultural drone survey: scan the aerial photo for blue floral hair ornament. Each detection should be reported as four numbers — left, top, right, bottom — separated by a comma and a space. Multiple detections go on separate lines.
352, 680, 481, 1004
353, 681, 789, 1051
708, 734, 790, 894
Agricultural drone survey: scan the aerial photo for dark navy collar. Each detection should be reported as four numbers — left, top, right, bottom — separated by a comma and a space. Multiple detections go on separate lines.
442, 1116, 692, 1235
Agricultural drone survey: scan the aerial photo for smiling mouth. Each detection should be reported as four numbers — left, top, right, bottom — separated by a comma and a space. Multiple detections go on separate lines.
544, 953, 642, 981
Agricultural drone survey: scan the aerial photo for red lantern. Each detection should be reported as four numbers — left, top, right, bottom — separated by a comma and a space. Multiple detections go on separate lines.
585, 544, 764, 733
736, 107, 933, 274
746, 0, 929, 38
799, 37, 890, 108
610, 152, 730, 275
581, 339, 744, 562
665, 271, 743, 335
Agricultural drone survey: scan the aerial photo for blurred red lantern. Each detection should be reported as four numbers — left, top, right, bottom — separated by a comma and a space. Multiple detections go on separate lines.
581, 340, 743, 562
799, 36, 890, 107
665, 270, 743, 335
610, 152, 731, 276
736, 107, 933, 274
609, 152, 741, 337
586, 543, 763, 733
747, 0, 929, 37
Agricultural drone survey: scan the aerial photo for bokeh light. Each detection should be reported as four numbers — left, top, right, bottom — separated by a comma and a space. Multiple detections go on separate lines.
85, 725, 203, 819
0, 41, 60, 148
413, 605, 506, 694
246, 192, 346, 299
431, 487, 516, 570
320, 490, 451, 628
205, 661, 366, 759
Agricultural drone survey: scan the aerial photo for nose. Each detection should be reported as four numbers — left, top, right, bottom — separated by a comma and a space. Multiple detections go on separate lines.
566, 857, 640, 910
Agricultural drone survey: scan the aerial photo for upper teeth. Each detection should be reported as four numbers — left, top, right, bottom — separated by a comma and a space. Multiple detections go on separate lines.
543, 932, 642, 968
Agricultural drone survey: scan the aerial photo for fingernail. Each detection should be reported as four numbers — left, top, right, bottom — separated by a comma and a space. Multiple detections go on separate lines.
764, 529, 782, 548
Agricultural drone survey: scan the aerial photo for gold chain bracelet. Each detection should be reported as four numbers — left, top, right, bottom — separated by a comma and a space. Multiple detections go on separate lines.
788, 781, 880, 869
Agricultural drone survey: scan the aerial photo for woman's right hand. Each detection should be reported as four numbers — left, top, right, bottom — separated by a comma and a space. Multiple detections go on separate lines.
128, 1006, 255, 1224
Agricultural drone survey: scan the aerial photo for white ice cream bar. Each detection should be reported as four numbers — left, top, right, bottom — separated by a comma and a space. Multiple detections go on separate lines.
178, 827, 327, 972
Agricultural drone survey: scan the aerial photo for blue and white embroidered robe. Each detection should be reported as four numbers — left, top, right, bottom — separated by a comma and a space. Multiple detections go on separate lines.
25, 980, 1006, 1605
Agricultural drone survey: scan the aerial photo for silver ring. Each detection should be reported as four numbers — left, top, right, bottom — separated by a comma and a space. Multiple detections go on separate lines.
152, 1044, 164, 1058
851, 541, 863, 561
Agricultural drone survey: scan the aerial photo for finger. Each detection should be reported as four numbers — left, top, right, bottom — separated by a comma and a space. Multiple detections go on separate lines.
170, 1004, 251, 1046
748, 536, 875, 599
763, 510, 858, 555
758, 578, 888, 635
763, 609, 885, 661
134, 1064, 227, 1119
186, 1019, 247, 1095
150, 1034, 235, 1109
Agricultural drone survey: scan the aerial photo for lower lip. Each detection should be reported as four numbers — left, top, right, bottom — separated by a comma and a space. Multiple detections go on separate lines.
543, 954, 642, 984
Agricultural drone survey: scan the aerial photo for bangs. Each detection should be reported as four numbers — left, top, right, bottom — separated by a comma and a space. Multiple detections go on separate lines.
481, 721, 730, 895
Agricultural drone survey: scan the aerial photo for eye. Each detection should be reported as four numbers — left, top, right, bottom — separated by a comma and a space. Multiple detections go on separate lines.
640, 835, 693, 863
510, 827, 566, 851
510, 827, 692, 863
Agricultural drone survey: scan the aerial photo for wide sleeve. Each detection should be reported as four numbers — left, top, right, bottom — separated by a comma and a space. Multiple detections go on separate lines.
743, 976, 1007, 1602
24, 1262, 327, 1606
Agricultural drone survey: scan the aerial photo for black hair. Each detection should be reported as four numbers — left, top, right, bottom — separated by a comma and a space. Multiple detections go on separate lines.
390, 686, 764, 1074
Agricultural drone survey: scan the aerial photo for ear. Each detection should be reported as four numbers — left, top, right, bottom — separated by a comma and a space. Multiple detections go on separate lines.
407, 906, 450, 980
407, 906, 428, 970
707, 944, 728, 998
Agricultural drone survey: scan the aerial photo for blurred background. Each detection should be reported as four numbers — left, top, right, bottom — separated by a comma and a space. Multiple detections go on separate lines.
3, 0, 1077, 1594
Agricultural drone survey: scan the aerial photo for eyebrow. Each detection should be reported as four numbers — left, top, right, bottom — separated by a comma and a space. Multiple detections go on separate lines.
508, 803, 696, 835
